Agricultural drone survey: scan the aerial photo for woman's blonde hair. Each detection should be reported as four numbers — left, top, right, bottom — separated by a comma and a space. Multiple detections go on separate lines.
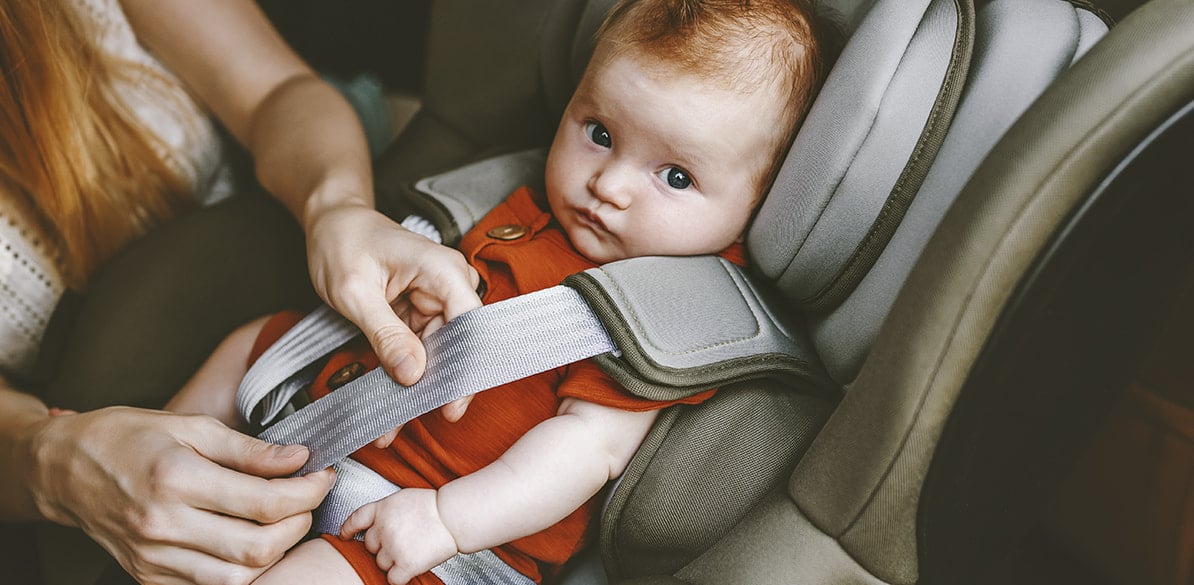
0, 0, 190, 288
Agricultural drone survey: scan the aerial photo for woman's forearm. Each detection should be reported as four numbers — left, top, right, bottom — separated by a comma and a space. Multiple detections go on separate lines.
0, 384, 52, 521
119, 0, 375, 229
245, 73, 376, 231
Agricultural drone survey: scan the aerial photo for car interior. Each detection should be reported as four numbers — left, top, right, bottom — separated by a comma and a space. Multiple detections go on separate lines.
4, 0, 1192, 583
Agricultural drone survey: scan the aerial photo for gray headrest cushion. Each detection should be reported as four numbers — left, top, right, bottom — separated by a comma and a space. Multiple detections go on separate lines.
749, 0, 963, 310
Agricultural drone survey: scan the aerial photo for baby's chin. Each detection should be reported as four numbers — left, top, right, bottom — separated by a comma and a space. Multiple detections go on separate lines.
567, 231, 625, 265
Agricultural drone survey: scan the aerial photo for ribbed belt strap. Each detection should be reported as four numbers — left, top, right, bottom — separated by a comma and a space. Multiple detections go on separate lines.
252, 284, 618, 475
237, 213, 446, 427
237, 304, 359, 425
325, 458, 535, 585
240, 286, 618, 584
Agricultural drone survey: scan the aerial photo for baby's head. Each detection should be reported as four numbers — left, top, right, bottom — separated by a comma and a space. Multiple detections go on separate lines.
545, 0, 821, 264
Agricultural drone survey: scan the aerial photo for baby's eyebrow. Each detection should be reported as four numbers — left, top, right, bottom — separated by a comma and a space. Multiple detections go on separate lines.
569, 88, 605, 116
664, 144, 712, 175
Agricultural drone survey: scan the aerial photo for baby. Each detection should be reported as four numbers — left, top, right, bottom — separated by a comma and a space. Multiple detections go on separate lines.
167, 1, 822, 583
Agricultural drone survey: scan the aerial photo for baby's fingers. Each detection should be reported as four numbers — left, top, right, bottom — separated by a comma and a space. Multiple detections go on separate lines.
439, 396, 473, 422
340, 502, 377, 541
372, 427, 402, 449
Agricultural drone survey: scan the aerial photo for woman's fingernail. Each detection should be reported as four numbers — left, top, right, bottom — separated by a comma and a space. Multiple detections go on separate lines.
392, 353, 421, 385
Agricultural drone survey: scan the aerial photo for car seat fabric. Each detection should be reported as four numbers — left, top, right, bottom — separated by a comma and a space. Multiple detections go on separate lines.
757, 0, 1108, 384
538, 0, 1113, 581
749, 0, 971, 316
379, 0, 1106, 581
921, 101, 1194, 585
663, 2, 1194, 584
372, 0, 563, 224
302, 0, 1123, 581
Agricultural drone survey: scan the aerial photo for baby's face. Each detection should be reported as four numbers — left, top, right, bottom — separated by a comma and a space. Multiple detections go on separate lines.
544, 51, 785, 264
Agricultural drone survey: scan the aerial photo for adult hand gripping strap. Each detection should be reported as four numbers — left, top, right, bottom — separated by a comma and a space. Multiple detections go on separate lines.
249, 284, 618, 475
240, 256, 833, 476
239, 285, 617, 585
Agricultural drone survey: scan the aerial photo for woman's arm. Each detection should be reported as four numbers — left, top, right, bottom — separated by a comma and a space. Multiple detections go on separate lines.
0, 385, 51, 521
0, 381, 336, 585
118, 0, 481, 386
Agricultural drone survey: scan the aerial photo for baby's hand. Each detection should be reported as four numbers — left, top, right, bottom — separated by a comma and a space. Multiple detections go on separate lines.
340, 488, 458, 585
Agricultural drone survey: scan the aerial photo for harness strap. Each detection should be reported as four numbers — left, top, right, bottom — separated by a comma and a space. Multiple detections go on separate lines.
237, 304, 358, 426
237, 214, 447, 427
323, 458, 535, 585
240, 285, 614, 584
237, 215, 827, 583
251, 284, 618, 475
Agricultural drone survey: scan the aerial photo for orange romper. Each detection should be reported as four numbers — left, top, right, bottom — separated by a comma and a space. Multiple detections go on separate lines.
250, 187, 740, 584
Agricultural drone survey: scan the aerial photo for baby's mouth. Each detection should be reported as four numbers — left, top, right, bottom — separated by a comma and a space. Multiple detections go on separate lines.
580, 208, 607, 232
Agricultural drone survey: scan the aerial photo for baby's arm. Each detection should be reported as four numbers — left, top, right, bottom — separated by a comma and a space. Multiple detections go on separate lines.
340, 398, 658, 583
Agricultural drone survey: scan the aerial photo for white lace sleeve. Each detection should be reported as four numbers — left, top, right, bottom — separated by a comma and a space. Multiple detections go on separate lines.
0, 189, 67, 378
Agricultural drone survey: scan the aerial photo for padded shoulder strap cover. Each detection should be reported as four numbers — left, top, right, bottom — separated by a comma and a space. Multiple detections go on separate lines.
567, 256, 836, 401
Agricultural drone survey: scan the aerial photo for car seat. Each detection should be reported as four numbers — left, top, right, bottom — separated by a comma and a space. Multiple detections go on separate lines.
370, 0, 1192, 582
365, 0, 1136, 583
591, 0, 1193, 583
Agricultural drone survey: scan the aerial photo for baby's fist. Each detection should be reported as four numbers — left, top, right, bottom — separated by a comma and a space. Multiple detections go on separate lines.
342, 488, 458, 584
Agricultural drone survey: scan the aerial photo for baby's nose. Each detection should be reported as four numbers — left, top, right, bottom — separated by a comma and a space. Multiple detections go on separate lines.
590, 165, 635, 209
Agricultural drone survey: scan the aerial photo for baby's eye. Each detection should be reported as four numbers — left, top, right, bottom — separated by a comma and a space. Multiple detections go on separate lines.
658, 167, 693, 190
584, 122, 611, 148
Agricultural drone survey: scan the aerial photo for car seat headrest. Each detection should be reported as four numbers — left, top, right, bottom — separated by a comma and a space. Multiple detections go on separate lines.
749, 0, 972, 313
773, 0, 1107, 384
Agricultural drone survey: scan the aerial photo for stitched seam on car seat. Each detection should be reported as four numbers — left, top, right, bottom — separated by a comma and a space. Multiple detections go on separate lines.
1061, 0, 1114, 26
1068, 7, 1083, 67
800, 0, 973, 313
788, 498, 895, 582
777, 10, 918, 289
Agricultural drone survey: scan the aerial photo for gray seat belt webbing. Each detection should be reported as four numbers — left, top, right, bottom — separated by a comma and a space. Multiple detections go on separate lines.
237, 304, 360, 425
323, 459, 534, 585
238, 217, 609, 584
256, 284, 618, 475
235, 214, 442, 425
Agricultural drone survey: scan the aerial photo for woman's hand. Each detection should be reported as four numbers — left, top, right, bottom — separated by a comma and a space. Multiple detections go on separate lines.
23, 407, 335, 585
304, 204, 483, 386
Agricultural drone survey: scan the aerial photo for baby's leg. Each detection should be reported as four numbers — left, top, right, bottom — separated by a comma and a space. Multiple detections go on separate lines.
252, 538, 364, 585
164, 316, 271, 429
